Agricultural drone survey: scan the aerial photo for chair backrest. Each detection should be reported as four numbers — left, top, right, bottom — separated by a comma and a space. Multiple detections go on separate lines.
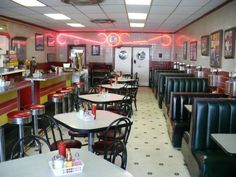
88, 87, 98, 94
74, 99, 92, 111
41, 114, 64, 149
10, 135, 51, 159
104, 140, 127, 169
104, 117, 132, 145
117, 102, 132, 118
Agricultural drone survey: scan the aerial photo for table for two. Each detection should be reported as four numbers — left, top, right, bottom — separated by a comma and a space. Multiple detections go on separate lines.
54, 110, 129, 152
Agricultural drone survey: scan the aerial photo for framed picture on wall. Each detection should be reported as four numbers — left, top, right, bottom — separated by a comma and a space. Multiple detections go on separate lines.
183, 41, 188, 60
47, 36, 55, 47
91, 45, 100, 56
35, 33, 44, 51
224, 27, 235, 58
210, 30, 223, 68
201, 35, 209, 56
190, 41, 197, 61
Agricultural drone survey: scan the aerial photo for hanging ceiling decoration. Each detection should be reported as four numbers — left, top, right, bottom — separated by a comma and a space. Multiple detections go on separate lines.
61, 0, 103, 5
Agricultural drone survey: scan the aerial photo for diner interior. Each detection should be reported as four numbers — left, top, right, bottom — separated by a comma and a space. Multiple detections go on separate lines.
0, 0, 236, 177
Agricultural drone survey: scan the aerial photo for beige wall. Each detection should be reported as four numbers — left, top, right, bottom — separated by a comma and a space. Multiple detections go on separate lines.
174, 1, 236, 72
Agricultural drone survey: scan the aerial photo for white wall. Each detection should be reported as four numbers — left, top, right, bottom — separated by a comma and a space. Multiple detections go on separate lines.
174, 0, 236, 72
3, 19, 57, 63
56, 32, 173, 64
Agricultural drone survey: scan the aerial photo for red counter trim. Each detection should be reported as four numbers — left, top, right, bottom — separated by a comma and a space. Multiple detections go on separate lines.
0, 98, 18, 115
39, 81, 66, 97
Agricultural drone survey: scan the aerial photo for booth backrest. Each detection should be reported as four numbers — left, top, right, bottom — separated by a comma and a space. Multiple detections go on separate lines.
158, 73, 194, 108
165, 77, 209, 110
169, 92, 227, 122
191, 98, 236, 151
153, 70, 184, 98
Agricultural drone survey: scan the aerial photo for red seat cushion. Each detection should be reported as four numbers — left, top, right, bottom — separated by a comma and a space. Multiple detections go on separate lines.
24, 104, 45, 110
48, 93, 64, 99
63, 86, 75, 91
7, 110, 31, 119
93, 141, 113, 155
57, 90, 71, 94
68, 130, 88, 137
51, 140, 82, 151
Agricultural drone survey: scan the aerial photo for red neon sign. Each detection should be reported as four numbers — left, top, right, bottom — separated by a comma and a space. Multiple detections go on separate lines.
56, 33, 172, 47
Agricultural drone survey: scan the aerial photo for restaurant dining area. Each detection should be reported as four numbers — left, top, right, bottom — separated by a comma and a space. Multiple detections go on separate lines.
0, 0, 236, 177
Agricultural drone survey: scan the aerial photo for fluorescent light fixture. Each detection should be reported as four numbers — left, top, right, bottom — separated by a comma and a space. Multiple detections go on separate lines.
128, 13, 147, 20
130, 23, 145, 27
125, 0, 151, 5
44, 14, 70, 20
0, 27, 3, 30
67, 23, 85, 27
11, 0, 46, 7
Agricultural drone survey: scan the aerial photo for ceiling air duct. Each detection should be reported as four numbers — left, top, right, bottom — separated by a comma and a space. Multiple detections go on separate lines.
61, 0, 104, 5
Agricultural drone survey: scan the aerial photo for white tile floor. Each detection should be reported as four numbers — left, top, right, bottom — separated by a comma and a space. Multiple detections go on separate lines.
28, 87, 191, 177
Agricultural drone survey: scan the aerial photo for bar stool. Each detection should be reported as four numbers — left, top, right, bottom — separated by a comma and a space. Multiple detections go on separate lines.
7, 110, 32, 156
56, 90, 70, 113
62, 86, 76, 112
24, 104, 45, 138
48, 93, 64, 115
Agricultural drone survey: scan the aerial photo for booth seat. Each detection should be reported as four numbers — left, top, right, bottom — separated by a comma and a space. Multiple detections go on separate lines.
168, 93, 227, 147
163, 77, 209, 118
157, 73, 194, 109
181, 98, 236, 177
153, 70, 184, 99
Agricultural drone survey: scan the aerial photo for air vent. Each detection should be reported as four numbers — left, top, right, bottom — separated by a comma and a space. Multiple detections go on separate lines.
61, 0, 103, 5
90, 19, 115, 24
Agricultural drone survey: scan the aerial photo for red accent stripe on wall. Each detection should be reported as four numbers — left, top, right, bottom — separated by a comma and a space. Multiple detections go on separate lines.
39, 81, 66, 97
0, 98, 18, 115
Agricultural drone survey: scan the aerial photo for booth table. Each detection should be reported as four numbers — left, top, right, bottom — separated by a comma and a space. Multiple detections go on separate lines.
211, 133, 236, 156
0, 149, 133, 177
54, 110, 128, 152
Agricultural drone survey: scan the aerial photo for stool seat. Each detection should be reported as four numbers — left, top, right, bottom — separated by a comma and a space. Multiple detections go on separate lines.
63, 86, 75, 91
48, 93, 64, 99
7, 110, 32, 125
24, 104, 45, 116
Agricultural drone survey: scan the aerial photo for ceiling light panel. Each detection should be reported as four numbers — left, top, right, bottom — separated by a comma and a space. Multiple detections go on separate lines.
11, 0, 46, 7
128, 13, 147, 20
130, 23, 145, 27
44, 13, 71, 20
67, 23, 85, 27
125, 0, 151, 5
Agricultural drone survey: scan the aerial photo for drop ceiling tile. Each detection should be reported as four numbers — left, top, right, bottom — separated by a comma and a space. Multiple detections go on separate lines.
147, 14, 169, 21
53, 6, 81, 13
76, 5, 103, 13
4, 7, 36, 15
180, 0, 210, 6
152, 0, 181, 6
107, 13, 127, 19
126, 5, 150, 13
101, 0, 124, 5
101, 5, 126, 13
30, 7, 58, 14
173, 6, 202, 14
87, 13, 107, 19
39, 0, 70, 6
150, 6, 176, 14
0, 0, 19, 8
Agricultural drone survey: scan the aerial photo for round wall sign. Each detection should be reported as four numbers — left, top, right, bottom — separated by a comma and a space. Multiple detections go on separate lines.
137, 51, 146, 60
119, 50, 128, 60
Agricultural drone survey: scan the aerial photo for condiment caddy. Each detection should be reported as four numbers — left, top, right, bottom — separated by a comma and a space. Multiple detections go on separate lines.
49, 147, 84, 176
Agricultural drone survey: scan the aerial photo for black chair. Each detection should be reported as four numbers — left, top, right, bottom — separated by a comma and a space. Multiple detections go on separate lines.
93, 117, 132, 155
104, 140, 127, 169
10, 135, 51, 160
41, 115, 82, 150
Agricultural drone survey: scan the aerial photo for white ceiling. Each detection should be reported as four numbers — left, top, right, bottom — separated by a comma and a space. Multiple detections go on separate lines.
0, 0, 228, 33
